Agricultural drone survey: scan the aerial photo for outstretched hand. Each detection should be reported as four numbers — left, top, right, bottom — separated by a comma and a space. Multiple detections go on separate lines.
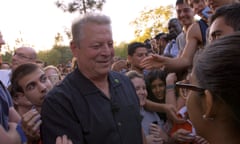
56, 135, 73, 144
140, 54, 166, 70
164, 104, 185, 124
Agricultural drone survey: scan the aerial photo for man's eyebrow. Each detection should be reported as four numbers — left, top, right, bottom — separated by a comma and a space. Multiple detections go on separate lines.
211, 30, 222, 37
40, 73, 46, 79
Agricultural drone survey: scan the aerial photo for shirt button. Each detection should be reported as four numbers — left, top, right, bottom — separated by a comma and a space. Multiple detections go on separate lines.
117, 122, 122, 126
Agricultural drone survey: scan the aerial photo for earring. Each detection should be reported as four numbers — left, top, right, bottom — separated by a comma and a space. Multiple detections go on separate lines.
202, 114, 214, 121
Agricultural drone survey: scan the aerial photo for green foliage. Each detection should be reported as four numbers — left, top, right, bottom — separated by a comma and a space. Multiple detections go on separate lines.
1, 44, 13, 63
1, 51, 13, 63
114, 42, 128, 59
130, 5, 174, 42
55, 0, 106, 14
37, 45, 72, 66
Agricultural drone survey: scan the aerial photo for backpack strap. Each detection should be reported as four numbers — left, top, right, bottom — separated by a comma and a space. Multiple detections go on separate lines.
198, 19, 208, 46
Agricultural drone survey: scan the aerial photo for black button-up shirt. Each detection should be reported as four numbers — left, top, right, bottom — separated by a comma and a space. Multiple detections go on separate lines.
41, 69, 143, 144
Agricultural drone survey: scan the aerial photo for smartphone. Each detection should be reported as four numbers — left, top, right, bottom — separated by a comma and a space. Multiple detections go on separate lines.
188, 133, 196, 137
152, 121, 158, 125
202, 6, 211, 19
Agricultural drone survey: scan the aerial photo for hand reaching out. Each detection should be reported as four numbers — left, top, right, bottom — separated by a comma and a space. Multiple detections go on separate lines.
164, 104, 185, 124
56, 135, 73, 144
140, 54, 167, 70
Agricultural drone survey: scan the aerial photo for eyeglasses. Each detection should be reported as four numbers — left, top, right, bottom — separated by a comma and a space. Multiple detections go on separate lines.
175, 81, 205, 99
13, 52, 34, 60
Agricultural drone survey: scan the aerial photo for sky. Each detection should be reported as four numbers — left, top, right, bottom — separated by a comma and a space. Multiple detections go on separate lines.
0, 0, 175, 52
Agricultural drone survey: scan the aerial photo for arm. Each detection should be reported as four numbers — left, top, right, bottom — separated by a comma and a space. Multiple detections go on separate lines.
178, 22, 202, 67
165, 73, 178, 107
0, 123, 21, 144
144, 100, 185, 123
41, 94, 84, 144
141, 22, 202, 72
164, 22, 202, 72
165, 73, 186, 110
142, 128, 147, 144
9, 107, 21, 123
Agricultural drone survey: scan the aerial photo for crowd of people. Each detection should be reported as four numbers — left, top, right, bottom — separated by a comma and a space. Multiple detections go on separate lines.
1, 0, 240, 144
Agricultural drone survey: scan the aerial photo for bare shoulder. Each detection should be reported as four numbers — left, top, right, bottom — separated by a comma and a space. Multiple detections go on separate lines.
186, 22, 202, 42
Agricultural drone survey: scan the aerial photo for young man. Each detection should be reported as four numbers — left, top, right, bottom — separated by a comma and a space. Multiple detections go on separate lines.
10, 63, 53, 142
11, 63, 73, 144
127, 42, 148, 75
206, 0, 239, 11
163, 18, 182, 58
141, 0, 209, 72
175, 0, 195, 55
208, 3, 240, 42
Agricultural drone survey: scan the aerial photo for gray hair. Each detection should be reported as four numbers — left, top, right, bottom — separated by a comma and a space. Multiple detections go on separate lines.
71, 13, 111, 46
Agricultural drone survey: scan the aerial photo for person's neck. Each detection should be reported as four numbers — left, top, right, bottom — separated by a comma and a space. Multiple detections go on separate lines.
79, 68, 110, 98
93, 79, 110, 99
205, 121, 240, 144
86, 74, 110, 98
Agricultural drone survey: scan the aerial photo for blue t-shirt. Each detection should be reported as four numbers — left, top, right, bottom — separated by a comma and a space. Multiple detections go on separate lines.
140, 107, 165, 135
0, 80, 13, 130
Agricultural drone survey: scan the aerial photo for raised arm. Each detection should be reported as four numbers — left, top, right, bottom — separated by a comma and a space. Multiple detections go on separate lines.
141, 22, 202, 72
144, 100, 185, 124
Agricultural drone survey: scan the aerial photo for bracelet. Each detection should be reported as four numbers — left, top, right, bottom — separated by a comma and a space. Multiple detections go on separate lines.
16, 121, 27, 144
166, 84, 175, 90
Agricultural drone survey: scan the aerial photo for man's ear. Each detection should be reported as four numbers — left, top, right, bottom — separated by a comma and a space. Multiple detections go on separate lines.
70, 41, 78, 57
203, 90, 216, 119
127, 55, 132, 64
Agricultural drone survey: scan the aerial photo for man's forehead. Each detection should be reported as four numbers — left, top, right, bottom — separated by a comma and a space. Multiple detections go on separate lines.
21, 69, 44, 84
176, 2, 191, 8
134, 47, 147, 53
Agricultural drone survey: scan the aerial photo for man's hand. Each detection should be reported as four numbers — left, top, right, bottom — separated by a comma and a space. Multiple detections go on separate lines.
21, 109, 41, 140
140, 54, 166, 70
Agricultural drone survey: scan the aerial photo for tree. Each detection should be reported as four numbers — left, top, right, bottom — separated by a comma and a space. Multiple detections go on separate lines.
37, 45, 72, 66
55, 0, 106, 14
114, 42, 128, 59
54, 32, 64, 46
130, 5, 175, 42
1, 44, 13, 63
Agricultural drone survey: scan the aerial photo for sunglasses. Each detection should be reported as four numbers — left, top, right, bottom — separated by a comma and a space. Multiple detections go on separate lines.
175, 81, 205, 99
